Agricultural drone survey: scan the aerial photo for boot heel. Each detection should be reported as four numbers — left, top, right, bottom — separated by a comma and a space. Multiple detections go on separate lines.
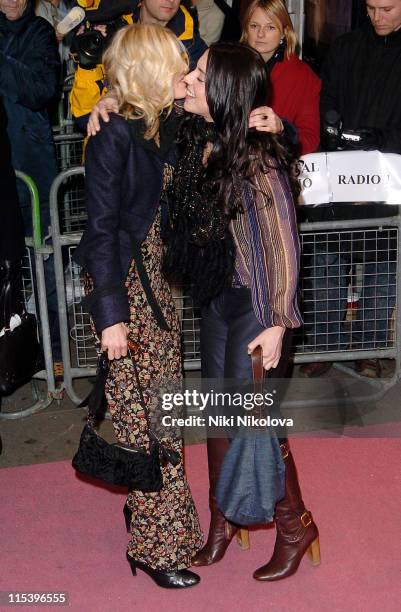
123, 503, 131, 533
307, 536, 321, 566
236, 528, 250, 550
126, 552, 137, 576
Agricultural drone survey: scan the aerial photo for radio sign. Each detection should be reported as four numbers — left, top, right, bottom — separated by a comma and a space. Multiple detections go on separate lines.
298, 151, 401, 205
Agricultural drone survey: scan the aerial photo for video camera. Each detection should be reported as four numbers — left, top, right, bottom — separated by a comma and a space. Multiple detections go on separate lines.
73, 0, 139, 69
76, 24, 113, 69
322, 110, 383, 152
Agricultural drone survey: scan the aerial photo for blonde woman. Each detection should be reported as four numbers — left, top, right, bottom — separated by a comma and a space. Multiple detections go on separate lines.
241, 0, 321, 155
74, 24, 203, 589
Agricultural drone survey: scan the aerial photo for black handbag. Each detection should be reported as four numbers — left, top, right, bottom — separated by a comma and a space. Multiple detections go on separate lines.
72, 342, 180, 492
216, 347, 285, 525
0, 260, 41, 396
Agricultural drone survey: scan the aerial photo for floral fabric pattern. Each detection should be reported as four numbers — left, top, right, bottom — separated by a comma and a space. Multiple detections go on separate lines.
85, 164, 203, 570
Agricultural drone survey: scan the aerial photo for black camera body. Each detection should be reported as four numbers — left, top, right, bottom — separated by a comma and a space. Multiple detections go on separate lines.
75, 15, 128, 70
322, 110, 382, 152
322, 110, 361, 151
76, 27, 106, 69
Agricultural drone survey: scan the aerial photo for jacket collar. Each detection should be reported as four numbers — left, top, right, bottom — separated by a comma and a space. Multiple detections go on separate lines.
127, 113, 178, 159
133, 3, 193, 41
364, 20, 401, 48
264, 39, 286, 73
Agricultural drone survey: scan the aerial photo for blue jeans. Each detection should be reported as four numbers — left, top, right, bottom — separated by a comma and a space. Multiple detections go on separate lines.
302, 250, 396, 352
352, 261, 396, 349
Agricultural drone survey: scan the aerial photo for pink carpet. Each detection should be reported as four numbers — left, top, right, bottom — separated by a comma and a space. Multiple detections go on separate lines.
1, 436, 401, 612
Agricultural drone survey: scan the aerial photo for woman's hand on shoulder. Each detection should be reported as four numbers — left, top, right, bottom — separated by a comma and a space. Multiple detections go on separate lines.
249, 106, 284, 135
248, 326, 285, 371
87, 92, 119, 137
101, 322, 128, 360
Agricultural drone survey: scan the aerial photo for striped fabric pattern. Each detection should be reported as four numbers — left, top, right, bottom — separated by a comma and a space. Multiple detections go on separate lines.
230, 161, 302, 329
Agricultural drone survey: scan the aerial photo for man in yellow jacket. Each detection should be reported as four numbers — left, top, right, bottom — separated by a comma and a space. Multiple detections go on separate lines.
70, 0, 207, 130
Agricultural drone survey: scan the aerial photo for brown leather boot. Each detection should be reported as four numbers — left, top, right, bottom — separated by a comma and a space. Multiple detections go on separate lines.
192, 437, 239, 566
253, 443, 320, 581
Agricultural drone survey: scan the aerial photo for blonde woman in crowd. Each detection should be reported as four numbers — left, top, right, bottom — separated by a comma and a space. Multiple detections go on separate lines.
241, 0, 321, 155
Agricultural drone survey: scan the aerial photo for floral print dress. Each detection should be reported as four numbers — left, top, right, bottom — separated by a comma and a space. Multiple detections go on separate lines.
88, 164, 203, 570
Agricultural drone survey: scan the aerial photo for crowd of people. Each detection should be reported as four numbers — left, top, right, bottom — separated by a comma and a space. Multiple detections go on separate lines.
1, 0, 401, 590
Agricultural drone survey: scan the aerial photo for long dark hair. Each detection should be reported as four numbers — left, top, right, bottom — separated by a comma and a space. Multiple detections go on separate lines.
202, 42, 300, 214
164, 42, 299, 304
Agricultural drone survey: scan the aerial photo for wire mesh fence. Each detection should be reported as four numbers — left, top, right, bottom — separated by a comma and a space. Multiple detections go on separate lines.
53, 169, 399, 362
54, 133, 84, 172
21, 247, 36, 315
295, 227, 397, 354
65, 247, 201, 370
0, 174, 56, 419
53, 74, 76, 136
50, 166, 401, 404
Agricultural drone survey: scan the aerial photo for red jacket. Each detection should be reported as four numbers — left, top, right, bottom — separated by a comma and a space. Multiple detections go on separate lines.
269, 54, 321, 155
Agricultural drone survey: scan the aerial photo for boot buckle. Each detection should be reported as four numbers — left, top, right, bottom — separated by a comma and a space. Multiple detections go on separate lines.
300, 511, 312, 528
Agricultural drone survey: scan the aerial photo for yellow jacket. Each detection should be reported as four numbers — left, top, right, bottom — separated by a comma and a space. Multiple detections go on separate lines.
69, 5, 206, 125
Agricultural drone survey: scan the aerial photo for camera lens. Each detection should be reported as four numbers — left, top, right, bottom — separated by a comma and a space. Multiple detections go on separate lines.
78, 30, 105, 68
80, 31, 103, 58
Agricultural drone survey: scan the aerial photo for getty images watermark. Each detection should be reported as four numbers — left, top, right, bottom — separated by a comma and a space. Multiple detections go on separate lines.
160, 389, 294, 429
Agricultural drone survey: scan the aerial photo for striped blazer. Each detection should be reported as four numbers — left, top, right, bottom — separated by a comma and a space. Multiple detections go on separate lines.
230, 160, 302, 329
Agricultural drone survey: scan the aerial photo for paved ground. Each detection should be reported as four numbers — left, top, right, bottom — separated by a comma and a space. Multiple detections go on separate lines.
1, 360, 400, 468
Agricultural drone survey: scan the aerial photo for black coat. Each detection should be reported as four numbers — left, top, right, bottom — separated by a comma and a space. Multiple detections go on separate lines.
321, 21, 401, 154
0, 1, 60, 235
304, 21, 401, 228
0, 98, 25, 261
74, 114, 178, 335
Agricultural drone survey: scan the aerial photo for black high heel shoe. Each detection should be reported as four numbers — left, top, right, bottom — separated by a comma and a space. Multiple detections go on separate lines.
126, 552, 200, 589
123, 503, 131, 533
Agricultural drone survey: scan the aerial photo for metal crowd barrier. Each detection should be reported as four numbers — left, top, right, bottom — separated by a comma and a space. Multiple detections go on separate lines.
0, 172, 59, 420
288, 214, 401, 408
54, 133, 84, 172
50, 166, 400, 406
53, 74, 76, 136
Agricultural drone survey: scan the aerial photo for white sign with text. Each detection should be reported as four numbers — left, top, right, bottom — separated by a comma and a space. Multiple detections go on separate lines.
298, 151, 401, 205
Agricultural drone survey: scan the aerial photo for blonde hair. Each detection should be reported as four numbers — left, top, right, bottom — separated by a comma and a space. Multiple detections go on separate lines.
241, 0, 298, 59
103, 24, 188, 139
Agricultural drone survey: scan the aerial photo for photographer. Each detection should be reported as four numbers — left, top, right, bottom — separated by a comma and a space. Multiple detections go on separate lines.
70, 0, 206, 130
300, 0, 401, 379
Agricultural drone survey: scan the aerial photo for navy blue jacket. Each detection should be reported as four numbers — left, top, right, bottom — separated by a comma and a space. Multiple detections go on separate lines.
74, 113, 178, 334
0, 2, 60, 234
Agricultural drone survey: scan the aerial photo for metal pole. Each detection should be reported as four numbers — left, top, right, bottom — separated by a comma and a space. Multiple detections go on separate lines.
0, 174, 53, 420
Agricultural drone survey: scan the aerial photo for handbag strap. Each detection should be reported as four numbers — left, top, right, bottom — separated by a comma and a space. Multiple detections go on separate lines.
251, 346, 264, 394
127, 339, 154, 435
87, 342, 153, 433
86, 341, 180, 464
129, 237, 170, 332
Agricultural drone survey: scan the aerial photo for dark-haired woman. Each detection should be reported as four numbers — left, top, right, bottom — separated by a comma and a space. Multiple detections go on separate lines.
164, 43, 320, 581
